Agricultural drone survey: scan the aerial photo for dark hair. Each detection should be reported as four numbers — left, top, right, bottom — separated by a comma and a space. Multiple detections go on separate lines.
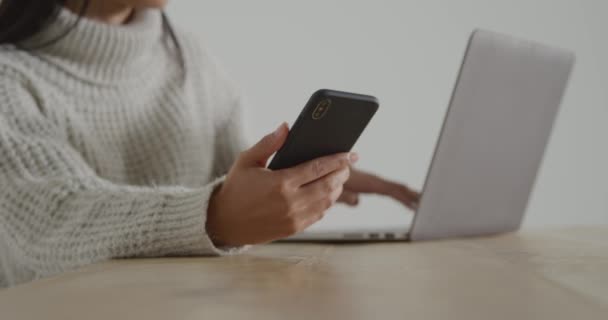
0, 0, 183, 66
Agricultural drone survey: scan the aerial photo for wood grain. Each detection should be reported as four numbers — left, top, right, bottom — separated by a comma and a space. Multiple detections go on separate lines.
1, 227, 607, 320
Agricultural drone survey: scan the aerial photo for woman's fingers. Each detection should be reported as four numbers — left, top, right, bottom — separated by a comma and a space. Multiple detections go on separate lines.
337, 190, 360, 206
345, 168, 420, 210
289, 169, 349, 231
281, 152, 358, 186
343, 168, 390, 193
238, 122, 289, 167
386, 183, 420, 210
299, 167, 350, 202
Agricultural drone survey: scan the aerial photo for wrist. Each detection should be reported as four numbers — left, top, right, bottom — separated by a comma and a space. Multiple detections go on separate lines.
206, 183, 227, 247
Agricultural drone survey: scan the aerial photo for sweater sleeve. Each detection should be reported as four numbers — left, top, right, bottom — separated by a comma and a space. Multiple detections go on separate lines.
0, 74, 242, 281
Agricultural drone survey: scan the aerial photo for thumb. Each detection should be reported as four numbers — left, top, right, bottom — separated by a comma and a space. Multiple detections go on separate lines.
239, 122, 289, 167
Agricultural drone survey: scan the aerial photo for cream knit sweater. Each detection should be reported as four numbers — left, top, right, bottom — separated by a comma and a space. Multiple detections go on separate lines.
0, 9, 249, 287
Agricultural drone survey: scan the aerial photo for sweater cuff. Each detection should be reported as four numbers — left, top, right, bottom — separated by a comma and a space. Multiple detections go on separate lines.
155, 175, 250, 256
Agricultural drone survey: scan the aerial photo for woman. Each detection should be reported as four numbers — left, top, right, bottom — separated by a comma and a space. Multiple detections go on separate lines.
0, 0, 419, 287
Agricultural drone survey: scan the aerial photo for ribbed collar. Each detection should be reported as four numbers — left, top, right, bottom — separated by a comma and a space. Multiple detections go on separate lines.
22, 7, 165, 85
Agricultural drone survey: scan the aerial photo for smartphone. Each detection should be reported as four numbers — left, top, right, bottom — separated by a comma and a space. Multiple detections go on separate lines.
268, 89, 379, 170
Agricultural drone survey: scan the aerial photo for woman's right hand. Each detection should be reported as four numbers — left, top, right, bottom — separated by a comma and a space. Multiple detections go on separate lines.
206, 123, 357, 246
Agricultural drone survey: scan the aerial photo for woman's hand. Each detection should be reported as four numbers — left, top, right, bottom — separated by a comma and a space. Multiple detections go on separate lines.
206, 123, 358, 246
338, 168, 420, 210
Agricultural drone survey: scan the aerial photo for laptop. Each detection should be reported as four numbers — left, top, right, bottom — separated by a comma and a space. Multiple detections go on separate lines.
285, 29, 575, 242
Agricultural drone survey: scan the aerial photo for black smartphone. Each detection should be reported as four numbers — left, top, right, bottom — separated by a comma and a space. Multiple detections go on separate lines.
268, 89, 379, 170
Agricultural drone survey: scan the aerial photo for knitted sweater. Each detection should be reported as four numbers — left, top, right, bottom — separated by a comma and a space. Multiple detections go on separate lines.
0, 8, 249, 287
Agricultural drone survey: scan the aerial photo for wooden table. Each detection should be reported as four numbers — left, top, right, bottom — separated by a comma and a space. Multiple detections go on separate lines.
1, 227, 607, 320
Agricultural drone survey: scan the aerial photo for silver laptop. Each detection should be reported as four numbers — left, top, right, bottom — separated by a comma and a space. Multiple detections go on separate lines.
285, 29, 575, 242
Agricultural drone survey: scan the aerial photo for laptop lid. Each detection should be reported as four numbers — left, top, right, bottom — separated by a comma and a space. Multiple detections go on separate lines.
410, 30, 575, 241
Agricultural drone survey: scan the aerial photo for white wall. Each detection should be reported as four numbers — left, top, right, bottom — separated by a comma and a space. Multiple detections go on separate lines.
168, 0, 608, 229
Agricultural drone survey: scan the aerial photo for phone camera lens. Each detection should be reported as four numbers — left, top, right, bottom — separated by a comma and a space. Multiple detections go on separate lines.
312, 98, 331, 119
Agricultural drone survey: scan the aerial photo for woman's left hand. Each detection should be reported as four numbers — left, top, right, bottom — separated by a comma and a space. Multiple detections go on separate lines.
337, 168, 420, 210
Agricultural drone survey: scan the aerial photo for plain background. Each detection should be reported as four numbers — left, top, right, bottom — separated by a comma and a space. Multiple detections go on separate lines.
167, 0, 607, 229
